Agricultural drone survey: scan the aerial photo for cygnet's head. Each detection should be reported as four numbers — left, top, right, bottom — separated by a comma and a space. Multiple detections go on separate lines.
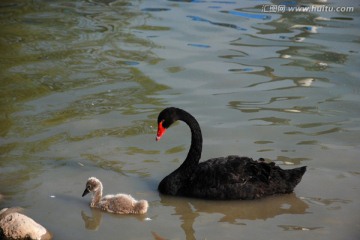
82, 177, 102, 197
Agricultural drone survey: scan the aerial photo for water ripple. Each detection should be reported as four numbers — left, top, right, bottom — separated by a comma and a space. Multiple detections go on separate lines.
223, 10, 271, 20
187, 15, 247, 31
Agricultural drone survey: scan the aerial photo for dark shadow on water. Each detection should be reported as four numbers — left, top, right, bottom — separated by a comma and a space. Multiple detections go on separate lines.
160, 193, 308, 240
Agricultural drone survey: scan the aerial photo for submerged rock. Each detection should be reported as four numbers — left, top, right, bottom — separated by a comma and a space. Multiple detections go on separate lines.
0, 208, 51, 240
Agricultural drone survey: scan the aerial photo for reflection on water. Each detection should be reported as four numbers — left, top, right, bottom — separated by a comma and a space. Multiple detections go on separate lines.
80, 193, 308, 239
1, 0, 360, 239
0, 0, 167, 196
301, 196, 352, 208
160, 194, 308, 239
81, 209, 102, 231
162, 193, 308, 221
81, 208, 147, 231
187, 15, 247, 31
278, 225, 323, 231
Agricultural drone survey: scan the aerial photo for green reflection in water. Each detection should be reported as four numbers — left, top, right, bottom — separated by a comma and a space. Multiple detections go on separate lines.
0, 0, 168, 198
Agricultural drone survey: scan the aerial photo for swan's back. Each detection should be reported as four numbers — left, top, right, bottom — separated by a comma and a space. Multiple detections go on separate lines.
161, 156, 306, 200
100, 194, 148, 214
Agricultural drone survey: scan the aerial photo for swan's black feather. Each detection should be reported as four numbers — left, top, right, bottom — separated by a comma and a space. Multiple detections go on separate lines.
157, 107, 307, 200
159, 156, 306, 200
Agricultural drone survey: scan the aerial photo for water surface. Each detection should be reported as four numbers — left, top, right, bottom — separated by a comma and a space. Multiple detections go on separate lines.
1, 0, 359, 239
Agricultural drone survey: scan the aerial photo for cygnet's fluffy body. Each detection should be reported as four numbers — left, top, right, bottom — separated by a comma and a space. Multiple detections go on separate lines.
82, 177, 148, 214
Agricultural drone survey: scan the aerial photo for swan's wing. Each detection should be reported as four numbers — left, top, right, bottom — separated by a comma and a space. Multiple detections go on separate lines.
184, 156, 280, 199
192, 156, 269, 184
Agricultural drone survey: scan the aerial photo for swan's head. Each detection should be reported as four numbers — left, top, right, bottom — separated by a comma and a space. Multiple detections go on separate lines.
156, 107, 179, 141
82, 177, 102, 197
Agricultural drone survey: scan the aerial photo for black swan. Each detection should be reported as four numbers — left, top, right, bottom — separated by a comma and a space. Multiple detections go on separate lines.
155, 107, 306, 200
82, 177, 149, 214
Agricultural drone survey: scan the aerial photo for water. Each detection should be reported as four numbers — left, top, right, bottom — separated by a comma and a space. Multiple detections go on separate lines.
1, 0, 359, 239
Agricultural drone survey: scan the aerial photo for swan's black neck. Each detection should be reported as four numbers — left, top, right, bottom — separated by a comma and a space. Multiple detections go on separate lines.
175, 108, 202, 170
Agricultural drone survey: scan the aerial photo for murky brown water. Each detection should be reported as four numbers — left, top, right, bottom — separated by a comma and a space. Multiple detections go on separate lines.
1, 0, 359, 239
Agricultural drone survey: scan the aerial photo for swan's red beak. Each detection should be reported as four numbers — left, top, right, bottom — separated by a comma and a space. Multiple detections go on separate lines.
156, 120, 166, 141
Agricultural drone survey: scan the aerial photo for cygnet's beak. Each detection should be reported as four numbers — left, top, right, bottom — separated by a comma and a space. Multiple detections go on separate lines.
82, 188, 90, 197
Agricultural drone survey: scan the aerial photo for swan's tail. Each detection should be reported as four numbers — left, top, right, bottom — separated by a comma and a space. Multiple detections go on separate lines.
134, 200, 149, 214
288, 166, 307, 189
